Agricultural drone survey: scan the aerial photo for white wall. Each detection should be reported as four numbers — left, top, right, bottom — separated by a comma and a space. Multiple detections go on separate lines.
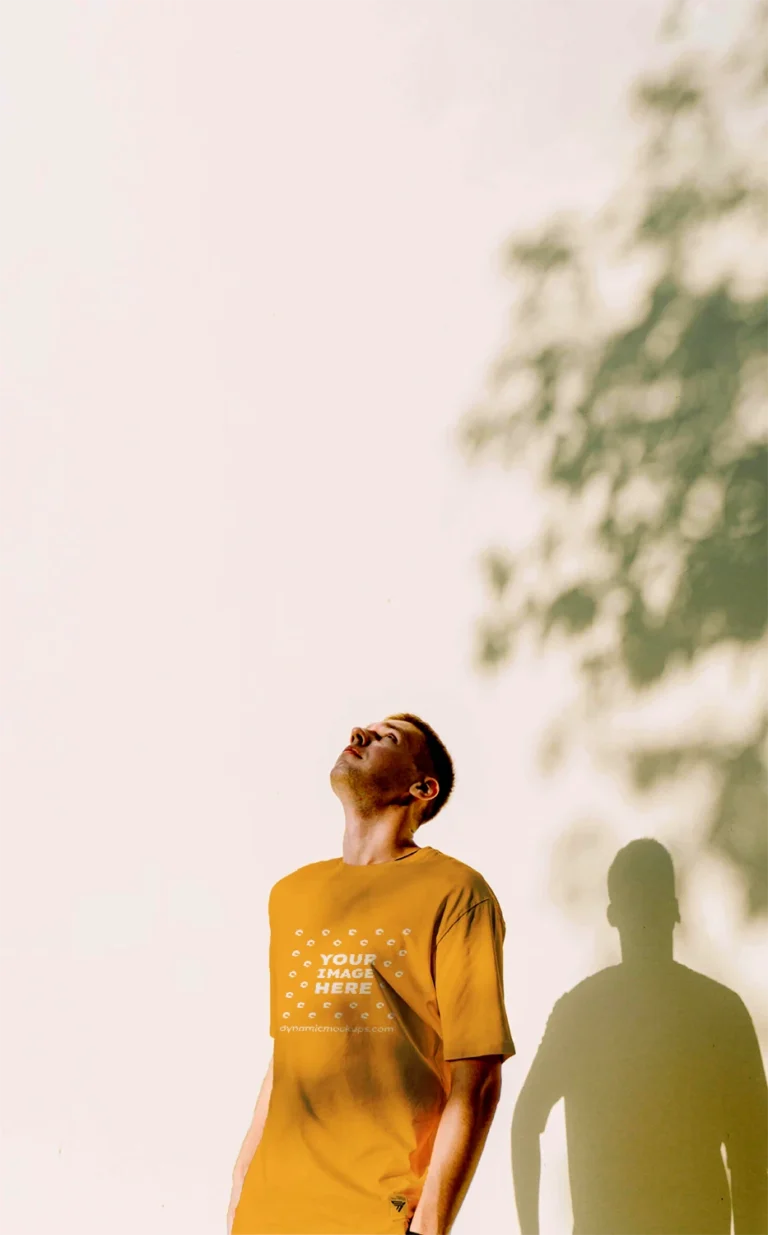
1, 3, 763, 1232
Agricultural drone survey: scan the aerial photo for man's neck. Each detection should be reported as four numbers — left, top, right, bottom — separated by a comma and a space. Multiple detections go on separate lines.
345, 820, 424, 869
340, 808, 421, 866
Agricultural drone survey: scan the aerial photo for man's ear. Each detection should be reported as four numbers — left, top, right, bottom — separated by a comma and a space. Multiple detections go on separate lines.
413, 778, 438, 802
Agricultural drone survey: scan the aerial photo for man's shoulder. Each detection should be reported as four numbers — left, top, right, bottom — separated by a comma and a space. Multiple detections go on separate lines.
426, 848, 506, 937
428, 846, 498, 901
269, 856, 339, 899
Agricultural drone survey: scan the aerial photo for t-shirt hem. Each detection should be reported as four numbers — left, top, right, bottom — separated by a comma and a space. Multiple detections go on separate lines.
443, 1041, 516, 1062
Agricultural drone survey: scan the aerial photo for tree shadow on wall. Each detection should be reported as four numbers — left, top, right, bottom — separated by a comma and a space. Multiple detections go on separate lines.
458, 0, 768, 921
511, 839, 768, 1235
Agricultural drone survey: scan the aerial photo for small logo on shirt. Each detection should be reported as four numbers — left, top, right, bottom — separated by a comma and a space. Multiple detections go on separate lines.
389, 1194, 407, 1213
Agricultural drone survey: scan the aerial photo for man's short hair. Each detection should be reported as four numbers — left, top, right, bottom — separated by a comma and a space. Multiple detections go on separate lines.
386, 712, 455, 825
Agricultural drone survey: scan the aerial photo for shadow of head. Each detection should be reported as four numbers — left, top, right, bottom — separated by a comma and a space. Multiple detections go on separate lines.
605, 837, 681, 937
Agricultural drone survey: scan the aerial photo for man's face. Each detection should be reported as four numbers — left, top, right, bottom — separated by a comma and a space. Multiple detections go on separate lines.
330, 717, 432, 810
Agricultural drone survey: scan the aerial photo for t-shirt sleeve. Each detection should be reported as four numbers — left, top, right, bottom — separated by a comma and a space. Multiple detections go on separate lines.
435, 896, 516, 1063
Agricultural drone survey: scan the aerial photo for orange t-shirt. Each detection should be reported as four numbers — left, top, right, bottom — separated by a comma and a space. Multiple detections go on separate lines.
232, 844, 515, 1235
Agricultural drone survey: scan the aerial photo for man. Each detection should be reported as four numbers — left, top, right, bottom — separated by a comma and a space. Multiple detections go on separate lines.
228, 711, 516, 1235
511, 838, 768, 1235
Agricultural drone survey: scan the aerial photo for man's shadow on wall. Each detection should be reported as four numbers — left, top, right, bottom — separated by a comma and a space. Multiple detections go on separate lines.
511, 838, 768, 1235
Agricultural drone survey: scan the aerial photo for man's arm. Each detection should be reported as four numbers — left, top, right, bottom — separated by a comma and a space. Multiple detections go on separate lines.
408, 1056, 503, 1235
226, 1052, 274, 1234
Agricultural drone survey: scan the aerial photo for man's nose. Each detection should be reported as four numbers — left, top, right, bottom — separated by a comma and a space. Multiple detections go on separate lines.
351, 727, 371, 746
